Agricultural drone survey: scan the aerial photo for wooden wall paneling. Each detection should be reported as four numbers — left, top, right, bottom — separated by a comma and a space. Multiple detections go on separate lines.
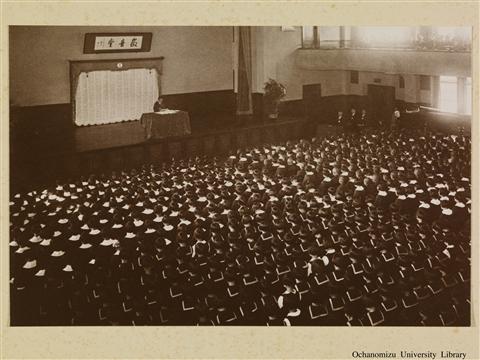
167, 141, 183, 160
37, 155, 54, 186
302, 84, 322, 121
148, 143, 165, 164
217, 133, 231, 154
64, 153, 80, 178
91, 152, 106, 174
162, 90, 235, 121
247, 128, 261, 148
264, 126, 276, 145
124, 146, 145, 170
256, 128, 266, 146
281, 100, 304, 117
278, 123, 290, 142
302, 121, 316, 140
107, 148, 125, 171
186, 137, 202, 157
78, 152, 93, 175
54, 153, 71, 183
251, 93, 264, 119
235, 130, 248, 150
203, 135, 216, 156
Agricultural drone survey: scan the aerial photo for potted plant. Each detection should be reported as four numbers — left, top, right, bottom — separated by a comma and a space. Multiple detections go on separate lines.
263, 78, 286, 120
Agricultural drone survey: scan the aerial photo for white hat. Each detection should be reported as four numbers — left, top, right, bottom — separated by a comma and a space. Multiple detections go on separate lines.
35, 269, 46, 277
23, 260, 37, 269
63, 265, 73, 272
40, 239, 51, 246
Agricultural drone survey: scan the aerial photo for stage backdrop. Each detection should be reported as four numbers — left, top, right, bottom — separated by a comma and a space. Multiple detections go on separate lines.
75, 68, 159, 126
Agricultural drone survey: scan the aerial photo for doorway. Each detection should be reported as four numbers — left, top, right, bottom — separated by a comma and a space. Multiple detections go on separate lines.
367, 84, 395, 125
303, 83, 322, 121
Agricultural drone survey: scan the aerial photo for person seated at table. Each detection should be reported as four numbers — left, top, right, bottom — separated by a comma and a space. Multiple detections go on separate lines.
153, 96, 166, 112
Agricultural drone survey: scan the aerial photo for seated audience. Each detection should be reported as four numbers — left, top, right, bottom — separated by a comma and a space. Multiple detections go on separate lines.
9, 128, 471, 326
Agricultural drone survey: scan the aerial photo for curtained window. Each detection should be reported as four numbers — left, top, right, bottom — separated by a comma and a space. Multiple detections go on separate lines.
465, 77, 472, 115
74, 68, 159, 126
438, 76, 458, 113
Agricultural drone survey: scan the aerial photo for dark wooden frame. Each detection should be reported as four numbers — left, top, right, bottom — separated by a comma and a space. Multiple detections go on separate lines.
83, 32, 153, 54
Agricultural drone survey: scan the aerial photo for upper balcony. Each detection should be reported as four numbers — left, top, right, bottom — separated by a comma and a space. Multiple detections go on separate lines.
295, 47, 471, 77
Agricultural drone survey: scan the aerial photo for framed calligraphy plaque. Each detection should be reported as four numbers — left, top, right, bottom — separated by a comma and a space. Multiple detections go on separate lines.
83, 32, 152, 54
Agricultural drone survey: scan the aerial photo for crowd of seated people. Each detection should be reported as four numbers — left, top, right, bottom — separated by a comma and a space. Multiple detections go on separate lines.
10, 127, 470, 326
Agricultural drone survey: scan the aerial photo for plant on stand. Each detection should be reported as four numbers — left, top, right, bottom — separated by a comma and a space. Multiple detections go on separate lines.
263, 78, 286, 120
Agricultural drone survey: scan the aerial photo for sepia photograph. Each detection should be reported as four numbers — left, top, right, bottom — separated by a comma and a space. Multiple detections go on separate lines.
8, 25, 472, 328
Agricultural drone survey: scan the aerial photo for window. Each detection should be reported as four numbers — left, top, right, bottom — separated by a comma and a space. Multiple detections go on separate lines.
465, 77, 472, 115
350, 70, 359, 84
301, 26, 351, 49
420, 75, 430, 91
342, 26, 351, 48
301, 26, 471, 51
302, 26, 316, 48
319, 26, 341, 48
353, 27, 413, 48
439, 76, 458, 113
399, 75, 405, 89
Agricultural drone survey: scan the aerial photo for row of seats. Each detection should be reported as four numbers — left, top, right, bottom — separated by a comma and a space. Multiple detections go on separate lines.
10, 128, 471, 325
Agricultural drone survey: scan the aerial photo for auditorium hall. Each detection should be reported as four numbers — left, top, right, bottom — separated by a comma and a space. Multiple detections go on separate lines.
9, 26, 471, 326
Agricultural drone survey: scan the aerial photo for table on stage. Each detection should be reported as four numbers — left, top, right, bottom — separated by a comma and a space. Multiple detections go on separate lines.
139, 110, 191, 140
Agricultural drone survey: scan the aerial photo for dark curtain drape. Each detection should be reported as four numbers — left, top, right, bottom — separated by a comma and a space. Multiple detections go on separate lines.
237, 27, 253, 116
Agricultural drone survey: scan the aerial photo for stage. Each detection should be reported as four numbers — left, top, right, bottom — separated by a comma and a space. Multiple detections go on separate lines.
12, 115, 315, 193
10, 106, 470, 194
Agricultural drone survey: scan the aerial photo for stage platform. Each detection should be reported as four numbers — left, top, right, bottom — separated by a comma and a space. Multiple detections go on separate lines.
10, 109, 470, 193
12, 115, 315, 192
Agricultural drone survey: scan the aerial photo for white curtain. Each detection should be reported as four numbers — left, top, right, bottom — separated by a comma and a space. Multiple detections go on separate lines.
75, 68, 159, 126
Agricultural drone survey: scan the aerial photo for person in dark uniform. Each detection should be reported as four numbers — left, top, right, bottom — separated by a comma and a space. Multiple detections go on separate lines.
359, 109, 368, 128
390, 108, 401, 130
349, 108, 358, 132
336, 111, 347, 132
153, 96, 166, 112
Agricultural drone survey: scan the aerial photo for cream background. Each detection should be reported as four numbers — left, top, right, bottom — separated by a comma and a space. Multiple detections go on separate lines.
0, 1, 478, 359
